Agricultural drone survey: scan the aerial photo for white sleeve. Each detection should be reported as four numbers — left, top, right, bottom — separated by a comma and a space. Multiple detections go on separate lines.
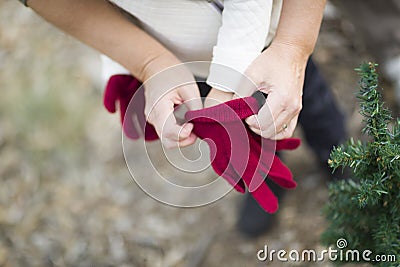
207, 0, 273, 92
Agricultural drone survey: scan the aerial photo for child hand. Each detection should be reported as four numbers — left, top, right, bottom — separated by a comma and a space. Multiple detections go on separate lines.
204, 88, 234, 108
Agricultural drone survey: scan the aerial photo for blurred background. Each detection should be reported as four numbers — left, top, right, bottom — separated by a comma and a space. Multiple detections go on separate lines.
0, 1, 399, 266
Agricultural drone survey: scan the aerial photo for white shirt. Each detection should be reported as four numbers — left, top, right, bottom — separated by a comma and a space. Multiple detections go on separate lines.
102, 0, 282, 92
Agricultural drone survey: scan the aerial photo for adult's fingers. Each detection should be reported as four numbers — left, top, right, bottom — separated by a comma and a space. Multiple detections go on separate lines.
267, 93, 302, 139
247, 112, 297, 140
177, 83, 203, 111
245, 92, 301, 139
161, 123, 197, 149
271, 115, 298, 140
245, 100, 276, 138
163, 131, 197, 149
146, 99, 178, 141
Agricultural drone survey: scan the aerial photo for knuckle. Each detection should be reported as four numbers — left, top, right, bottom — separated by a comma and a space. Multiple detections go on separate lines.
296, 102, 303, 113
279, 96, 291, 109
260, 129, 273, 138
259, 124, 269, 132
248, 122, 259, 130
282, 98, 302, 114
290, 101, 302, 113
284, 129, 294, 138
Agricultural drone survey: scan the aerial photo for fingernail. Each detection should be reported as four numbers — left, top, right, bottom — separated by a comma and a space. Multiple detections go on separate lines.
181, 125, 191, 137
181, 130, 189, 137
245, 116, 256, 126
186, 123, 193, 131
185, 123, 194, 134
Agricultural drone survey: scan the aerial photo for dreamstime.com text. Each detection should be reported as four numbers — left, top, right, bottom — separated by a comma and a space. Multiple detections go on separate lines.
257, 238, 397, 263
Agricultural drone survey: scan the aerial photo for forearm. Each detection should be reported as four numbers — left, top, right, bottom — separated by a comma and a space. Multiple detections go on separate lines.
27, 0, 179, 81
272, 0, 326, 57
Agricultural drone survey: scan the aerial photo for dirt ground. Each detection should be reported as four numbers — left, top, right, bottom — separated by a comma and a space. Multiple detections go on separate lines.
0, 1, 396, 267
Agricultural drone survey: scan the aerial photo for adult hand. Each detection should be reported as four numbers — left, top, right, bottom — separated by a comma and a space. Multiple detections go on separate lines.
142, 54, 203, 149
237, 42, 308, 140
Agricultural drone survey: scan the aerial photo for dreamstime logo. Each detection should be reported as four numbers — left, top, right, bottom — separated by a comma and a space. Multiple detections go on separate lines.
122, 61, 276, 208
336, 238, 347, 249
257, 238, 397, 263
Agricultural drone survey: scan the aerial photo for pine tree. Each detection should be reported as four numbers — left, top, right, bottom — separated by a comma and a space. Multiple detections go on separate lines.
322, 62, 400, 266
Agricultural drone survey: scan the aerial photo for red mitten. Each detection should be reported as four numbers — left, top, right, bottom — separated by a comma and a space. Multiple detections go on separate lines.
186, 97, 301, 213
103, 74, 158, 141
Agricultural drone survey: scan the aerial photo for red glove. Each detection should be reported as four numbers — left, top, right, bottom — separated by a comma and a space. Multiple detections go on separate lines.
241, 130, 300, 213
185, 97, 301, 213
103, 74, 158, 141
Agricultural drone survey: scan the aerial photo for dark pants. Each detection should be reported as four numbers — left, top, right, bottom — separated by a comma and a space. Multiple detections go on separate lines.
299, 58, 346, 162
197, 57, 346, 163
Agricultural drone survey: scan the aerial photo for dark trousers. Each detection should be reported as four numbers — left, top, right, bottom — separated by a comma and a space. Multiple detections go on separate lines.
299, 58, 346, 162
197, 57, 346, 163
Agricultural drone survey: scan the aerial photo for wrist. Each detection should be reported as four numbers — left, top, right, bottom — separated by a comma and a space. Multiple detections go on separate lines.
204, 88, 234, 107
270, 38, 312, 62
138, 51, 181, 82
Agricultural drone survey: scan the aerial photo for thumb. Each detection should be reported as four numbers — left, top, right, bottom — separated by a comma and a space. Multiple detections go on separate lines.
245, 115, 260, 130
178, 83, 203, 111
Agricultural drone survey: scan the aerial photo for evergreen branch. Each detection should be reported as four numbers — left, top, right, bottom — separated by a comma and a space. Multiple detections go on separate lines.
322, 62, 399, 266
355, 62, 392, 141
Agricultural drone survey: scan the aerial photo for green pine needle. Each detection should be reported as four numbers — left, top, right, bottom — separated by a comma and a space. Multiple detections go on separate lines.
322, 63, 400, 266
